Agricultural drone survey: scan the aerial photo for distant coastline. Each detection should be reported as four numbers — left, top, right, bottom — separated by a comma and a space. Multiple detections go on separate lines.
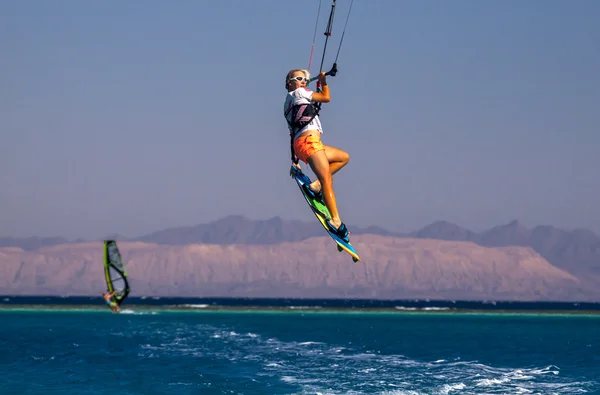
2, 296, 600, 315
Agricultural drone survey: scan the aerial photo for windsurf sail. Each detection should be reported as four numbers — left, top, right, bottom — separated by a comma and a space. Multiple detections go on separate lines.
103, 240, 130, 305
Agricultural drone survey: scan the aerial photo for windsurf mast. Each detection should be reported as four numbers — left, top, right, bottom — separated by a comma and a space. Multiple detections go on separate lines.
103, 240, 130, 305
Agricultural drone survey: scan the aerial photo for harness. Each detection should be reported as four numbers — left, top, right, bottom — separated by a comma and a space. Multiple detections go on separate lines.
285, 101, 321, 164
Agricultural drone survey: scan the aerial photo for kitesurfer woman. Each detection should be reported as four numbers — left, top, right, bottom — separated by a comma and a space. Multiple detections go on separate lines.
284, 69, 350, 241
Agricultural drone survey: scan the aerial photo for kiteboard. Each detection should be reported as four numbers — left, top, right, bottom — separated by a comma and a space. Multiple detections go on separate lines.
290, 165, 360, 262
103, 240, 130, 308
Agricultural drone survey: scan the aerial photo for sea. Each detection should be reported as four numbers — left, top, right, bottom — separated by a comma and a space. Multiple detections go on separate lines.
1, 297, 599, 394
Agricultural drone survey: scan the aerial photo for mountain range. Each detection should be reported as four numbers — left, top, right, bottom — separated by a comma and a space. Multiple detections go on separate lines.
2, 215, 598, 276
1, 216, 598, 300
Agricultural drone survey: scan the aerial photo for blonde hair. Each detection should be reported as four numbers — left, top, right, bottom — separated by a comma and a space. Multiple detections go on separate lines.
285, 69, 310, 90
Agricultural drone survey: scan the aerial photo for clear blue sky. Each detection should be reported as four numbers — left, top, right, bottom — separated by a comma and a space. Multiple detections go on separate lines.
2, 0, 599, 239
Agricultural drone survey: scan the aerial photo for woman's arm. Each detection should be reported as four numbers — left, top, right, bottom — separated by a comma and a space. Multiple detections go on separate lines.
310, 72, 330, 103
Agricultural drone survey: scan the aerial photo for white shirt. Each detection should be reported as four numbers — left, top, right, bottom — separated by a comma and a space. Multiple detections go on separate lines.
284, 87, 323, 140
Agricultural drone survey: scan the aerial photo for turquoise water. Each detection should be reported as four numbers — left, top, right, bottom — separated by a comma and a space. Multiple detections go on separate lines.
1, 310, 599, 394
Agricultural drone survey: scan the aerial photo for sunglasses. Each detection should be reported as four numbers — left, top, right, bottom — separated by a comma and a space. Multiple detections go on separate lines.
288, 76, 308, 83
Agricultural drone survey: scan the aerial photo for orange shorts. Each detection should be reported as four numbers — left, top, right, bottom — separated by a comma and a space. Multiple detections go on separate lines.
293, 134, 325, 164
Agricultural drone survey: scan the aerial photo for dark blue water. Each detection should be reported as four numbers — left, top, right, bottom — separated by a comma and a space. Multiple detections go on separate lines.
1, 308, 598, 394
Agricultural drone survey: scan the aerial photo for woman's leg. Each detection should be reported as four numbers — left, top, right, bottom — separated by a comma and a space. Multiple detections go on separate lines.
309, 144, 350, 193
307, 149, 343, 229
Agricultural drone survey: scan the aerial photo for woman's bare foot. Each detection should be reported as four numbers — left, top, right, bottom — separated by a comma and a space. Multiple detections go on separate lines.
309, 180, 321, 193
329, 217, 342, 229
327, 217, 350, 241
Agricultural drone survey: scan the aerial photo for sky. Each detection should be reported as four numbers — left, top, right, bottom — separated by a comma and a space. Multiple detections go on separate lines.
1, 0, 599, 239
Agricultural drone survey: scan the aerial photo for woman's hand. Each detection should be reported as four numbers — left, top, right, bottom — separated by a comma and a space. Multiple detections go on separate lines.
317, 72, 327, 85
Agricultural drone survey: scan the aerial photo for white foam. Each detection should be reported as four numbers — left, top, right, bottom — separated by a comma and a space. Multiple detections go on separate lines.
288, 306, 321, 309
179, 304, 209, 308
359, 368, 377, 373
30, 356, 55, 361
440, 383, 466, 393
118, 309, 156, 315
131, 322, 596, 395
393, 306, 451, 311
476, 377, 510, 386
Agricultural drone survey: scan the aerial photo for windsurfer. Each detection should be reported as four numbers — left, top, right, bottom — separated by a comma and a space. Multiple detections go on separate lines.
103, 291, 120, 313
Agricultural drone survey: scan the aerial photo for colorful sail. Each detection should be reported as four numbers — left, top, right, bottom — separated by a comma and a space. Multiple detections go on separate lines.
103, 240, 130, 305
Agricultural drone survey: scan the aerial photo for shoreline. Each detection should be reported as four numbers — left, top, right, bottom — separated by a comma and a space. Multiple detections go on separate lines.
2, 304, 600, 316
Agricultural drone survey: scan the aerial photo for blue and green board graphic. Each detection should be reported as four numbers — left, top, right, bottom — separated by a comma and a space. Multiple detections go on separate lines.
290, 165, 361, 262
103, 240, 130, 305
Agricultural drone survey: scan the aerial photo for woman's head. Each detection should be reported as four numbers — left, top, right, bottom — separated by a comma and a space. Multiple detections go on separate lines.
285, 69, 310, 91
